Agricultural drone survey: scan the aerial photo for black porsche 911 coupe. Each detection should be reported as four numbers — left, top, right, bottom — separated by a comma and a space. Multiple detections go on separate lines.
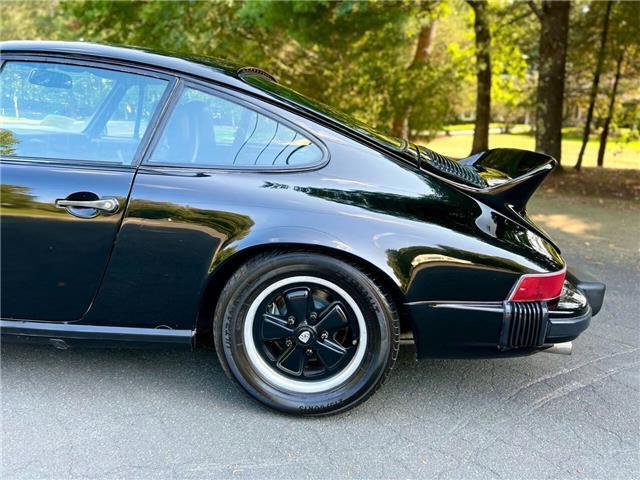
0, 42, 605, 415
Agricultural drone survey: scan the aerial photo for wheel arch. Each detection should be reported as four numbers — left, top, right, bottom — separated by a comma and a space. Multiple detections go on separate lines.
194, 242, 410, 346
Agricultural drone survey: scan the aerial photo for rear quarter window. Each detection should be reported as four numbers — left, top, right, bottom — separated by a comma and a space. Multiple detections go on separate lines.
147, 86, 324, 168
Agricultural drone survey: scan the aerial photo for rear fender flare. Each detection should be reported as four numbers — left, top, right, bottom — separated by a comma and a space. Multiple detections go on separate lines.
209, 226, 401, 288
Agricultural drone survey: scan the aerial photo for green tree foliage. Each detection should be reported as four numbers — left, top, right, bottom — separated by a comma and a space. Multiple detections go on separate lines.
0, 130, 20, 156
237, 0, 470, 138
595, 1, 640, 166
567, 1, 639, 134
490, 1, 537, 132
574, 0, 613, 171
0, 0, 65, 41
1, 0, 472, 138
1, 0, 638, 165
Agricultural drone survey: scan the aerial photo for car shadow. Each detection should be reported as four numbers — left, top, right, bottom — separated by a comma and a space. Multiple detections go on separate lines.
0, 340, 568, 420
0, 342, 263, 414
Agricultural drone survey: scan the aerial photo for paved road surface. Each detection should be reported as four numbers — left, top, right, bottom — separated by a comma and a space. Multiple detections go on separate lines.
2, 194, 638, 479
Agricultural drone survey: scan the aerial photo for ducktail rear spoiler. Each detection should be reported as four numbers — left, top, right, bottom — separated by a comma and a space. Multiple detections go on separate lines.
417, 147, 557, 213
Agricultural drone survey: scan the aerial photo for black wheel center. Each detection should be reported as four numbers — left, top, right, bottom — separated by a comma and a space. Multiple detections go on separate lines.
252, 282, 360, 380
294, 327, 315, 345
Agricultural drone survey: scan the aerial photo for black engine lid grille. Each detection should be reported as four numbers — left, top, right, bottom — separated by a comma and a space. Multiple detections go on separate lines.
420, 147, 486, 188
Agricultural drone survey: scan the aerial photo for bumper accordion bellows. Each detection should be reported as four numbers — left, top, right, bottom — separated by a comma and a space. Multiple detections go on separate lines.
500, 301, 549, 349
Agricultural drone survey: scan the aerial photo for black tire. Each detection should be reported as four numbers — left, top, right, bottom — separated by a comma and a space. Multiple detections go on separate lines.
213, 251, 400, 415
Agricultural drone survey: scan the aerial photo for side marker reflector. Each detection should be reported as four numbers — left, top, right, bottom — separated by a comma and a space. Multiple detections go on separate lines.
509, 268, 566, 302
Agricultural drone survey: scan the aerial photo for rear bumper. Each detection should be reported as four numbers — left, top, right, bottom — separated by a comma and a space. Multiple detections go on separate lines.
546, 306, 591, 343
406, 270, 605, 358
566, 270, 605, 315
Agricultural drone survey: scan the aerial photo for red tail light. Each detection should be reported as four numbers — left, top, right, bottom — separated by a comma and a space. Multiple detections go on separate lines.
508, 268, 566, 302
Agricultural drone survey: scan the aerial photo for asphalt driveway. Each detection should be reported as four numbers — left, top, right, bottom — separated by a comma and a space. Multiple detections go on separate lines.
2, 193, 638, 479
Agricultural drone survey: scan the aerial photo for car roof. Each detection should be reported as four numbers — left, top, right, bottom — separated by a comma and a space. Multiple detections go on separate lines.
0, 40, 260, 90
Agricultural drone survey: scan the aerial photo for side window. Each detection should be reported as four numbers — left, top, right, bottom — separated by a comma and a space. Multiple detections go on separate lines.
148, 86, 323, 167
104, 82, 167, 139
0, 61, 169, 165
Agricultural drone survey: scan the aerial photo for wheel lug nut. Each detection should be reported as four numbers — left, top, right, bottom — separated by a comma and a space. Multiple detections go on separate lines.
287, 316, 296, 325
285, 338, 293, 347
352, 339, 358, 346
320, 331, 329, 340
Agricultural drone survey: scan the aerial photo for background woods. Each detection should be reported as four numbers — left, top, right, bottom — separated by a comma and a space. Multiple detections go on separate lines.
1, 0, 639, 171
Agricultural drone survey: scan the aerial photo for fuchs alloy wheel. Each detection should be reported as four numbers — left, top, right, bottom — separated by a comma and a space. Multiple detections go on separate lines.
214, 252, 400, 415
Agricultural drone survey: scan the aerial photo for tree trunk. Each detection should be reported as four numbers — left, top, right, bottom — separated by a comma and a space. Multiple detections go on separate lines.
575, 0, 613, 171
391, 110, 411, 140
391, 20, 437, 139
468, 0, 491, 154
597, 50, 624, 168
529, 1, 570, 165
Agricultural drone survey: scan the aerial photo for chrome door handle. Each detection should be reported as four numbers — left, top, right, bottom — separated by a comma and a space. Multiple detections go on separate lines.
55, 198, 120, 214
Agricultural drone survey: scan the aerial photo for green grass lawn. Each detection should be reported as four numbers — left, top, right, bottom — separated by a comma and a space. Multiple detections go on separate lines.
424, 133, 640, 169
441, 123, 530, 133
442, 122, 502, 131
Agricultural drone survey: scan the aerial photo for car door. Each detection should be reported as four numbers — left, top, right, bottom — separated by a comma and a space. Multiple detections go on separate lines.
0, 57, 174, 321
81, 82, 326, 330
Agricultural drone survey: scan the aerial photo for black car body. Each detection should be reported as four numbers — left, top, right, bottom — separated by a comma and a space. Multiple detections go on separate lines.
0, 42, 604, 414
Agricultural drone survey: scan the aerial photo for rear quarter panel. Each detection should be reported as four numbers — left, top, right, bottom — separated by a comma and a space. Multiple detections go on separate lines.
84, 103, 564, 330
